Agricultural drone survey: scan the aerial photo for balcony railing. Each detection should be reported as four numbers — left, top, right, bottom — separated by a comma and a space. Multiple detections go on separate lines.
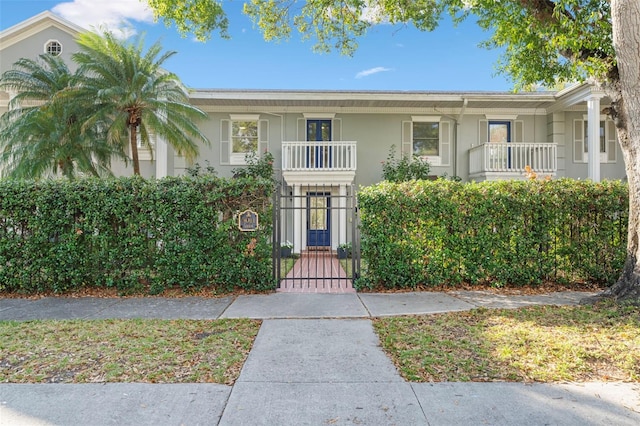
282, 141, 357, 172
469, 142, 557, 176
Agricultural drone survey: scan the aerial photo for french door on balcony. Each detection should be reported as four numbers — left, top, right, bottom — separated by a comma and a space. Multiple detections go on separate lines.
307, 192, 331, 247
307, 120, 332, 168
489, 121, 511, 169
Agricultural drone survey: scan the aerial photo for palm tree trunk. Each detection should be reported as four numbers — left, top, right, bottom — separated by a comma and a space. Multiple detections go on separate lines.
130, 124, 141, 176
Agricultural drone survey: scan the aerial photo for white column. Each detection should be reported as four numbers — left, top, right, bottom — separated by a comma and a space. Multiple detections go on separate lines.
155, 137, 168, 178
293, 185, 303, 254
586, 95, 602, 182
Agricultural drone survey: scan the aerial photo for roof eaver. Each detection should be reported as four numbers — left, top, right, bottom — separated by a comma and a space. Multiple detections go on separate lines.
190, 89, 557, 103
191, 89, 462, 102
0, 11, 86, 50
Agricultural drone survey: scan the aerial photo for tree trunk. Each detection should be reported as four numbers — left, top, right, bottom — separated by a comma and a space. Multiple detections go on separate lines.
130, 123, 141, 176
599, 0, 640, 302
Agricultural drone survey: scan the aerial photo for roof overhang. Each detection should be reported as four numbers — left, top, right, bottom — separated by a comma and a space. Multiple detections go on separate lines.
548, 83, 609, 112
189, 89, 558, 112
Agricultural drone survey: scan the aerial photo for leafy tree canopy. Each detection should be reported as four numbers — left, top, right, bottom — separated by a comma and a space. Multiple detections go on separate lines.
144, 0, 616, 89
0, 54, 120, 179
146, 0, 230, 41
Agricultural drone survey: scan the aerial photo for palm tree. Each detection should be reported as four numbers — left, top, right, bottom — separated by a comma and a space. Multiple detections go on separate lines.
0, 54, 120, 179
72, 31, 210, 175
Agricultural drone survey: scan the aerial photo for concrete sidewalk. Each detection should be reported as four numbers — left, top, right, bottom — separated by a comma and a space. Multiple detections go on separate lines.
1, 291, 639, 426
0, 290, 595, 321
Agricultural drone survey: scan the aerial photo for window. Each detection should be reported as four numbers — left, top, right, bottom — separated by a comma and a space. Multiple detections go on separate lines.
402, 117, 450, 166
220, 115, 268, 165
583, 121, 606, 155
488, 122, 511, 143
136, 131, 155, 149
45, 40, 62, 56
231, 120, 258, 163
413, 122, 440, 156
573, 117, 616, 163
479, 119, 523, 144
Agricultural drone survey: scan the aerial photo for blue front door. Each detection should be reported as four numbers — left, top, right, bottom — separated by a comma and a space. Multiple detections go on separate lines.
306, 120, 332, 168
307, 193, 330, 247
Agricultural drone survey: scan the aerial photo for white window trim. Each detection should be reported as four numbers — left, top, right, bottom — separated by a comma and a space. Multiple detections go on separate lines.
402, 118, 450, 166
411, 115, 441, 123
576, 115, 616, 163
230, 114, 260, 121
223, 116, 268, 166
44, 39, 62, 56
230, 120, 258, 165
303, 113, 336, 119
485, 114, 518, 121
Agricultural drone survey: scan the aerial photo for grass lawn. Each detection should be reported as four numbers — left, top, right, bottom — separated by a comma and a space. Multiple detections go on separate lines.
374, 301, 640, 383
2, 301, 638, 385
0, 318, 260, 385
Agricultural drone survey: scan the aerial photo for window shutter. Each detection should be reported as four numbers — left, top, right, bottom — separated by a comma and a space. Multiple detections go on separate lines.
573, 119, 585, 163
332, 118, 342, 141
220, 119, 230, 165
607, 120, 617, 163
402, 121, 413, 157
514, 120, 524, 142
440, 121, 450, 166
297, 118, 306, 141
478, 120, 488, 144
259, 119, 269, 155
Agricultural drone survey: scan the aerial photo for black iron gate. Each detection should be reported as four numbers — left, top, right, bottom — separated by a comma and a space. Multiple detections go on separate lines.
273, 180, 360, 292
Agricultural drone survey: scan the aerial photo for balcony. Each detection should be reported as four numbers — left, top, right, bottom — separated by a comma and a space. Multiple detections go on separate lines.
469, 142, 557, 181
281, 141, 357, 185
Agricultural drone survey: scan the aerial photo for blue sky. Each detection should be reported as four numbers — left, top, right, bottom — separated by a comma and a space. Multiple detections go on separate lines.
1, 0, 513, 91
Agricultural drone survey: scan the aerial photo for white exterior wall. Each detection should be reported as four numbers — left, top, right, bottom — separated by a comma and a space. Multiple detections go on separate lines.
563, 110, 626, 181
0, 27, 79, 75
548, 112, 567, 178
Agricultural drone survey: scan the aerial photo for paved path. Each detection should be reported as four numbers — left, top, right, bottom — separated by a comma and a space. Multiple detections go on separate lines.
0, 290, 597, 321
1, 291, 639, 425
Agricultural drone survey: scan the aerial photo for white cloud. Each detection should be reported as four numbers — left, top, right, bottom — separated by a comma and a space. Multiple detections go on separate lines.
355, 67, 392, 79
52, 0, 154, 38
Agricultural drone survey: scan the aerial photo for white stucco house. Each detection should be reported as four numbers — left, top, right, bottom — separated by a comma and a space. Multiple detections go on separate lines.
0, 12, 626, 255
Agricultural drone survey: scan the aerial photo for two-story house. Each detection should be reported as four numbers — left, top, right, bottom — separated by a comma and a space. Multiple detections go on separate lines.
0, 12, 626, 258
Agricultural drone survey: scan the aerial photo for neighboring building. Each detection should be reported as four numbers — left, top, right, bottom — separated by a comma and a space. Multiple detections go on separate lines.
0, 12, 626, 254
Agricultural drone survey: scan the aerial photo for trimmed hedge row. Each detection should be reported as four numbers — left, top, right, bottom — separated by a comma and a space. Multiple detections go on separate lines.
0, 176, 274, 294
358, 179, 628, 289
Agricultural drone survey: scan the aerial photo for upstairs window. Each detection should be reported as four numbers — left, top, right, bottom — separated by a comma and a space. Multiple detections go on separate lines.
413, 122, 440, 157
220, 115, 269, 165
231, 120, 258, 163
402, 116, 450, 166
45, 40, 62, 56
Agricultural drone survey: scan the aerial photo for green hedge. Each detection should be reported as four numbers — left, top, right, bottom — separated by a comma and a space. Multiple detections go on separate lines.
0, 176, 274, 294
358, 179, 628, 289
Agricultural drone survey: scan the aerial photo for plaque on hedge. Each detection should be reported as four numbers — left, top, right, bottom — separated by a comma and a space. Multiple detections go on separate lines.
238, 210, 259, 231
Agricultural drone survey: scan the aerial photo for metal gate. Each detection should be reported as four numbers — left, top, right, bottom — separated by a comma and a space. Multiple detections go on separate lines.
273, 180, 360, 292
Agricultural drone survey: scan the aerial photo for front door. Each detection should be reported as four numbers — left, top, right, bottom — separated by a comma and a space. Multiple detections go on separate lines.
307, 120, 332, 168
307, 192, 330, 247
489, 121, 511, 169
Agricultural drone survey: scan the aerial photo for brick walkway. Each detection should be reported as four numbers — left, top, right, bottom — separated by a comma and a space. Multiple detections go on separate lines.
277, 250, 355, 293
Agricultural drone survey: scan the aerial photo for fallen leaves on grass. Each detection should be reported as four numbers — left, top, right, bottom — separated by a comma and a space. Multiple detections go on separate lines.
374, 301, 640, 383
0, 319, 260, 385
